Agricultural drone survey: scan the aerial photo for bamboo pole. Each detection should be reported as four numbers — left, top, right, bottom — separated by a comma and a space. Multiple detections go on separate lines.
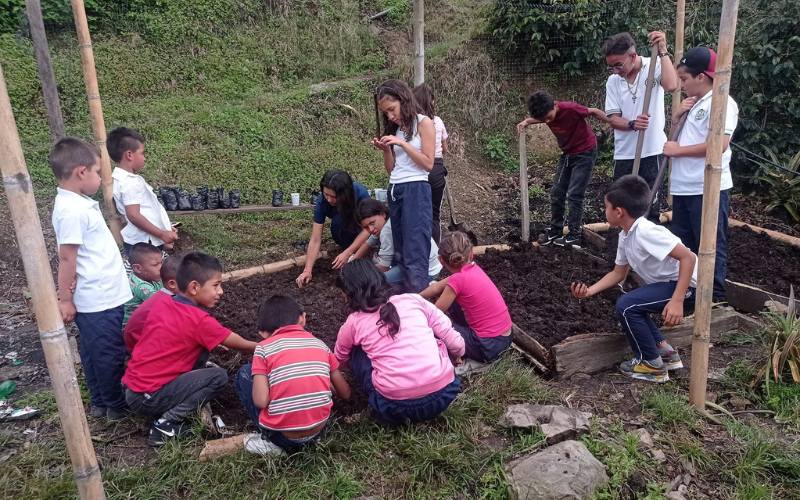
668, 0, 686, 205
631, 45, 660, 176
0, 61, 106, 500
689, 0, 740, 408
412, 0, 424, 86
519, 132, 530, 242
70, 0, 122, 245
26, 0, 65, 143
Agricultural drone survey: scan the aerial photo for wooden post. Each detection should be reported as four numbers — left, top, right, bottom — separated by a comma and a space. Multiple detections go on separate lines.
668, 0, 686, 205
519, 132, 530, 242
688, 0, 740, 408
0, 61, 106, 500
70, 0, 122, 245
26, 0, 65, 143
631, 45, 660, 176
412, 0, 424, 86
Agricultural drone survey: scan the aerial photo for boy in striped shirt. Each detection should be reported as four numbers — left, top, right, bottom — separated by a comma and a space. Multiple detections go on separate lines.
235, 294, 351, 455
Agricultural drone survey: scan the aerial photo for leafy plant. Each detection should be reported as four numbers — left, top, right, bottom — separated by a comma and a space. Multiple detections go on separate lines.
757, 148, 800, 221
754, 286, 800, 385
484, 133, 519, 174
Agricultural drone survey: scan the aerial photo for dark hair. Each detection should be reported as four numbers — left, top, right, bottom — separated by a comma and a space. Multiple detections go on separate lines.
160, 254, 182, 283
320, 169, 360, 233
601, 32, 636, 57
377, 79, 423, 141
676, 63, 714, 83
176, 251, 223, 292
128, 242, 161, 266
257, 294, 304, 333
335, 259, 400, 339
438, 231, 473, 268
527, 91, 555, 120
605, 174, 651, 218
412, 83, 435, 119
357, 198, 389, 222
107, 127, 145, 163
49, 138, 100, 181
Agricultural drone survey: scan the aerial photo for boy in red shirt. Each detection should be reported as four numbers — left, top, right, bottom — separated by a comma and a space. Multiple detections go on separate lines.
122, 252, 258, 446
124, 255, 181, 353
235, 294, 351, 455
518, 91, 610, 248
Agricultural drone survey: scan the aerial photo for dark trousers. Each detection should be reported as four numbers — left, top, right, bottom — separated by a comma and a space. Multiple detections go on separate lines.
671, 189, 730, 300
74, 305, 127, 410
124, 367, 228, 422
613, 154, 664, 223
428, 158, 448, 244
616, 281, 696, 361
349, 346, 460, 423
330, 213, 361, 249
448, 302, 513, 362
550, 147, 598, 236
388, 181, 433, 293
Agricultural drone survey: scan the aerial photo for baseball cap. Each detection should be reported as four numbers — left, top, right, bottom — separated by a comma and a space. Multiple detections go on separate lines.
680, 46, 717, 78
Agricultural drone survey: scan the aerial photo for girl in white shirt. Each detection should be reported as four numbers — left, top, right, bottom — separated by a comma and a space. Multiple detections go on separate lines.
413, 83, 449, 244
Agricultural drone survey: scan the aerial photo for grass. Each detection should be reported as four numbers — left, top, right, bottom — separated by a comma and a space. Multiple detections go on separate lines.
642, 387, 700, 431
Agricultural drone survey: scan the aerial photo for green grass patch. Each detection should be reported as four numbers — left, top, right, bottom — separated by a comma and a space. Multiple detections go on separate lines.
642, 387, 700, 431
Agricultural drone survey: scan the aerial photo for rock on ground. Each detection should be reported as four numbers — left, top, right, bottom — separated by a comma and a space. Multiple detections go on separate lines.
500, 404, 592, 445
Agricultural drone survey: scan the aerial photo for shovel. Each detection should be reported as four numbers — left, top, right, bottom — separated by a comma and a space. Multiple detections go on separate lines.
373, 91, 382, 139
444, 180, 478, 246
648, 109, 690, 207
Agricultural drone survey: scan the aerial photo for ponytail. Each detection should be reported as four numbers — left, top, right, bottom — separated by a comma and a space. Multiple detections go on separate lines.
336, 259, 401, 338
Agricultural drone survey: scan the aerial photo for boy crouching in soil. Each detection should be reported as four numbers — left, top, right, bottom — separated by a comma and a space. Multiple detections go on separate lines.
570, 175, 697, 383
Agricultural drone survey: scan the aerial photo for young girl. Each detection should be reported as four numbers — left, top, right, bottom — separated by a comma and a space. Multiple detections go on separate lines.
334, 259, 464, 423
412, 83, 449, 244
421, 232, 514, 363
371, 79, 436, 293
352, 198, 442, 285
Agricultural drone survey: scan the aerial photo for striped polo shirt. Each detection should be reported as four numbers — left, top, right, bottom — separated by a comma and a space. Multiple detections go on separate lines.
252, 325, 339, 432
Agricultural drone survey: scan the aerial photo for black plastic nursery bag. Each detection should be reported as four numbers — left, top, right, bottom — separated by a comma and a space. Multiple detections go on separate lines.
272, 189, 284, 207
229, 189, 241, 209
218, 187, 231, 209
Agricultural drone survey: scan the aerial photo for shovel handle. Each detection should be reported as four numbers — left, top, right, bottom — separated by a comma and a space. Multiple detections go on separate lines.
632, 45, 660, 177
373, 92, 381, 139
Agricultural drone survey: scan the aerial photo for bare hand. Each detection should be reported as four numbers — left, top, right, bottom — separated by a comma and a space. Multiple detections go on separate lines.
648, 31, 668, 53
517, 120, 529, 135
634, 113, 650, 131
379, 135, 404, 148
59, 300, 77, 323
371, 137, 391, 151
662, 299, 684, 327
331, 251, 351, 270
161, 229, 179, 245
453, 357, 463, 367
296, 270, 312, 288
69, 279, 77, 294
571, 282, 592, 299
663, 141, 681, 157
674, 97, 695, 121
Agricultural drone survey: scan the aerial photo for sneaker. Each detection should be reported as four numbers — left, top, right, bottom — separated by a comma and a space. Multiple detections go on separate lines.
554, 234, 582, 249
455, 359, 491, 377
89, 405, 107, 418
244, 433, 286, 456
658, 346, 683, 370
106, 406, 131, 421
148, 419, 190, 447
537, 229, 561, 246
619, 358, 669, 383
204, 361, 221, 369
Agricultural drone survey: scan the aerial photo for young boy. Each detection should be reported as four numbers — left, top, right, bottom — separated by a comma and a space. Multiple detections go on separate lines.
108, 127, 177, 255
234, 294, 351, 455
663, 46, 738, 302
122, 243, 164, 329
570, 175, 697, 383
517, 90, 609, 248
50, 138, 133, 420
124, 254, 181, 353
121, 251, 258, 446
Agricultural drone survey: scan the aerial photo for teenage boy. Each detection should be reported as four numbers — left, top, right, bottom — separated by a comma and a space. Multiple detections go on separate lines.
122, 251, 258, 446
235, 294, 351, 455
517, 91, 609, 248
664, 46, 738, 302
123, 243, 163, 329
108, 127, 177, 255
50, 138, 133, 420
571, 175, 697, 382
602, 31, 678, 222
124, 255, 181, 353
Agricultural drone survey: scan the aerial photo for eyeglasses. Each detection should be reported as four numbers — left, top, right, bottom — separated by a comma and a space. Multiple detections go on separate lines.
606, 49, 635, 73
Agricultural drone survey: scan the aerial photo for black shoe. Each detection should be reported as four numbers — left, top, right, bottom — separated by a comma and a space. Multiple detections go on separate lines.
149, 419, 191, 447
106, 406, 131, 421
89, 405, 107, 418
554, 234, 581, 249
537, 229, 561, 246
713, 295, 726, 303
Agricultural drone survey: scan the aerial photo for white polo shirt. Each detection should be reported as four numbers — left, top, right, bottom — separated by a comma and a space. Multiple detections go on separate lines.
112, 167, 172, 246
605, 57, 667, 160
52, 188, 132, 313
670, 90, 738, 196
616, 217, 698, 288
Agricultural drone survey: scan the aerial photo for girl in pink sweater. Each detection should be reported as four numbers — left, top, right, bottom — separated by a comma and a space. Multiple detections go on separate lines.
334, 259, 464, 423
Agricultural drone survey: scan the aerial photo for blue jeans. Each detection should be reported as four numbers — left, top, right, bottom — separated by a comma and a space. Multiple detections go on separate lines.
330, 213, 361, 249
550, 147, 598, 235
349, 346, 460, 423
383, 265, 438, 285
671, 189, 730, 300
447, 302, 513, 363
388, 181, 433, 293
616, 281, 696, 361
73, 305, 127, 409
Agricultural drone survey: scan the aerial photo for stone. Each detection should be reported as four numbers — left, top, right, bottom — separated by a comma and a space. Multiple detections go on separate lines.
500, 404, 592, 445
609, 393, 624, 402
729, 395, 751, 410
678, 484, 688, 493
683, 473, 692, 485
680, 457, 697, 476
632, 428, 654, 449
507, 440, 609, 500
666, 492, 687, 500
765, 300, 789, 314
706, 391, 719, 404
650, 449, 666, 463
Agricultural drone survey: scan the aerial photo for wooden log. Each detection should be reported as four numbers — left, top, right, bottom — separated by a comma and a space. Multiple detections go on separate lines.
511, 323, 550, 366
519, 132, 530, 242
583, 212, 673, 234
26, 0, 65, 142
724, 279, 790, 314
511, 343, 549, 375
728, 219, 800, 249
221, 252, 328, 282
583, 228, 605, 249
412, 0, 424, 86
199, 434, 246, 462
167, 203, 315, 216
473, 244, 511, 256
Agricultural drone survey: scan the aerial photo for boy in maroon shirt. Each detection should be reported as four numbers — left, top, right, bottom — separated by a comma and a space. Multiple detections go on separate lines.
517, 91, 609, 248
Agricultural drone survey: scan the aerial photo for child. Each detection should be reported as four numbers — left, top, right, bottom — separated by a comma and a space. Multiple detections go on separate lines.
235, 295, 351, 455
122, 251, 258, 446
334, 259, 464, 424
51, 138, 133, 421
570, 175, 697, 383
108, 127, 178, 255
413, 83, 449, 244
122, 243, 163, 329
352, 198, 442, 284
517, 91, 608, 249
124, 254, 182, 353
420, 232, 513, 363
663, 46, 738, 302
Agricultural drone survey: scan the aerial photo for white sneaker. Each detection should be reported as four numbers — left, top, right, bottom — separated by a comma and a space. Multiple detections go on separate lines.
244, 433, 286, 456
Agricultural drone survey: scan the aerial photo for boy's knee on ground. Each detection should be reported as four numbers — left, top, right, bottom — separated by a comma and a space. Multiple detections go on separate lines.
207, 367, 229, 392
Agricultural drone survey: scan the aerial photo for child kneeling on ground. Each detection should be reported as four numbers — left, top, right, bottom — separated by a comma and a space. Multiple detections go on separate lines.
421, 232, 514, 363
124, 254, 181, 353
235, 294, 351, 455
334, 259, 464, 424
570, 175, 697, 383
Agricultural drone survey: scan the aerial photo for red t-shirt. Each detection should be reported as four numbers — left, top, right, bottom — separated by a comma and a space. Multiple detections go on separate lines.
447, 263, 513, 338
124, 289, 172, 353
252, 325, 339, 432
547, 101, 597, 155
122, 295, 231, 393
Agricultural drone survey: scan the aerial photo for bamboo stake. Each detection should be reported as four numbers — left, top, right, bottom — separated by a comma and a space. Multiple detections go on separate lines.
519, 132, 530, 242
412, 0, 424, 86
668, 0, 686, 205
26, 0, 65, 143
70, 0, 122, 245
0, 61, 106, 500
631, 45, 660, 176
689, 0, 740, 408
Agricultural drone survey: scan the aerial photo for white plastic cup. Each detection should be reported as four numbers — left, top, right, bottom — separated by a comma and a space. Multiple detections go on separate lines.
374, 188, 387, 202
291, 193, 300, 206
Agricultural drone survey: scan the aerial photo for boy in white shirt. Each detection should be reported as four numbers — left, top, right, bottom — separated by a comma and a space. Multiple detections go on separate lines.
571, 175, 698, 383
50, 138, 133, 419
664, 47, 738, 302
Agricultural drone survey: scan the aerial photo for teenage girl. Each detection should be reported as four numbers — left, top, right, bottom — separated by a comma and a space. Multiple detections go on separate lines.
371, 79, 435, 293
352, 198, 442, 285
421, 232, 514, 363
296, 169, 371, 287
334, 259, 464, 423
412, 83, 449, 244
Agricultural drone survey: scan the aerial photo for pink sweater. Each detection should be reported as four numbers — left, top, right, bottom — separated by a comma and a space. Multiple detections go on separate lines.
334, 294, 465, 400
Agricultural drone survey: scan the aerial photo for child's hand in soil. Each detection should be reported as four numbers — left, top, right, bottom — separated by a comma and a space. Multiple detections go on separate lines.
296, 270, 312, 287
570, 282, 594, 299
331, 251, 352, 269
662, 299, 684, 327
371, 137, 391, 152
